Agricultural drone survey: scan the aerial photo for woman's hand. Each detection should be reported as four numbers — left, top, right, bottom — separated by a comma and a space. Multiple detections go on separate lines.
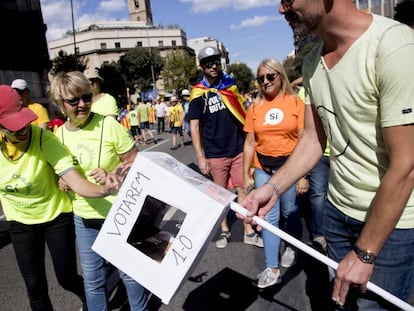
296, 177, 309, 194
109, 162, 132, 184
89, 168, 107, 185
59, 177, 71, 192
103, 173, 121, 195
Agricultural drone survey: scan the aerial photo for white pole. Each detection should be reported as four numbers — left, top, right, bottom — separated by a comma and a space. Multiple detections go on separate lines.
230, 202, 414, 311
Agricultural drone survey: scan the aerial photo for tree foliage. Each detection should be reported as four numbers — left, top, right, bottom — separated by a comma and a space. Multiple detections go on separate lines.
283, 41, 318, 82
226, 63, 254, 94
50, 50, 88, 75
118, 47, 163, 92
99, 64, 128, 107
161, 49, 197, 94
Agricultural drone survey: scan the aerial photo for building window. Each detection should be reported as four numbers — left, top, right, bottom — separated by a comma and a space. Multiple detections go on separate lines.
115, 42, 121, 48
101, 43, 107, 49
137, 41, 143, 47
75, 47, 80, 54
158, 40, 164, 47
103, 61, 110, 65
134, 0, 139, 8
172, 40, 176, 46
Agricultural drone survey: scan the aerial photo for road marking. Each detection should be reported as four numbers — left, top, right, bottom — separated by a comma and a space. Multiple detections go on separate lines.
143, 138, 170, 152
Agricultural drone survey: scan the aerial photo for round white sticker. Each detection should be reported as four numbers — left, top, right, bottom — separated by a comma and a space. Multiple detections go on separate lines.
263, 108, 284, 125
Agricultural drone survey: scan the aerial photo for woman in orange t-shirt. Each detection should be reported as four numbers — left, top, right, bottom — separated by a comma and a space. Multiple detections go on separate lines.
242, 58, 307, 289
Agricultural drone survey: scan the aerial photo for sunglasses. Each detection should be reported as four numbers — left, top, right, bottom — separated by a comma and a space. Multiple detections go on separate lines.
203, 59, 222, 69
63, 93, 93, 106
256, 73, 279, 84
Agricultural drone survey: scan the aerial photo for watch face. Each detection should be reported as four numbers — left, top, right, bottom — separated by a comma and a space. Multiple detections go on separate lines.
360, 251, 375, 264
353, 244, 376, 264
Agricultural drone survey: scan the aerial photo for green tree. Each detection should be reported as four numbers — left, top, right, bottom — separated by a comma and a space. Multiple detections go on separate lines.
226, 63, 254, 94
99, 64, 128, 107
118, 47, 163, 92
161, 49, 197, 93
50, 50, 87, 75
283, 41, 318, 82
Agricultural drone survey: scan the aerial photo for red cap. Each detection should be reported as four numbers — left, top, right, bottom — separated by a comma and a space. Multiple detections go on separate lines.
0, 85, 37, 131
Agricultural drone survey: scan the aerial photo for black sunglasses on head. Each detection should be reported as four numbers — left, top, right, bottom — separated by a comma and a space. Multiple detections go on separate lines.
203, 59, 222, 69
63, 93, 93, 106
256, 73, 279, 84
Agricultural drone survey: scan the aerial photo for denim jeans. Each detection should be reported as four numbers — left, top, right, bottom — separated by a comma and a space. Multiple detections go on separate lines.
9, 213, 85, 311
184, 120, 191, 137
74, 216, 149, 311
308, 155, 329, 239
254, 168, 302, 268
324, 201, 414, 310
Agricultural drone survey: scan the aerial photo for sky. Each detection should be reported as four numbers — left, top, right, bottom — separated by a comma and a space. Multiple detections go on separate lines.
39, 0, 296, 71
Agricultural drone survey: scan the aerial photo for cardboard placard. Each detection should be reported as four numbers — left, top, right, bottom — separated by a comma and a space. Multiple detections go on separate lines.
92, 152, 235, 304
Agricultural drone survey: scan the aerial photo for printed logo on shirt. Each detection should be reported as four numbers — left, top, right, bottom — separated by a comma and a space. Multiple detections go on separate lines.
4, 173, 32, 194
207, 95, 226, 114
264, 108, 284, 125
75, 144, 97, 168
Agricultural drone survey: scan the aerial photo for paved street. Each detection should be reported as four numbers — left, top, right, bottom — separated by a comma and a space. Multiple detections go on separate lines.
0, 130, 412, 310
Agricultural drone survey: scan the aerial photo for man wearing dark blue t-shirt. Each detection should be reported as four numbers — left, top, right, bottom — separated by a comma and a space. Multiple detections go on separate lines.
189, 46, 263, 249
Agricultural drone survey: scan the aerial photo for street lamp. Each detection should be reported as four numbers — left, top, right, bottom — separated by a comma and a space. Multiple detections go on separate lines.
146, 26, 157, 94
70, 0, 78, 70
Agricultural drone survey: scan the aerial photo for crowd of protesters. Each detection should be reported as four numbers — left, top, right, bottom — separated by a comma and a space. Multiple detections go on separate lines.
1, 1, 414, 310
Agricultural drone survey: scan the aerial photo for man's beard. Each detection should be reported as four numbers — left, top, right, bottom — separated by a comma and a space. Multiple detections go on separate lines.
285, 11, 319, 35
293, 22, 310, 37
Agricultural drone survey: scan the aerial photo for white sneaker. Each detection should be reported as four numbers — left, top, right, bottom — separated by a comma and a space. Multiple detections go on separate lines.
215, 232, 231, 249
256, 267, 281, 288
281, 246, 296, 268
244, 233, 264, 247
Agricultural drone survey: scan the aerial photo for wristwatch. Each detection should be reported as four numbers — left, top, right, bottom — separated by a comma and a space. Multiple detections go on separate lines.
352, 244, 376, 264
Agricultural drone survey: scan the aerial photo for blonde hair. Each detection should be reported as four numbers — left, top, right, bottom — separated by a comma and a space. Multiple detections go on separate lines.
256, 58, 296, 97
48, 71, 92, 110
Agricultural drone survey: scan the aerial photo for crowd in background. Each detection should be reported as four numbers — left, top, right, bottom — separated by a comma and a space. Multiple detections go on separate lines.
1, 0, 413, 310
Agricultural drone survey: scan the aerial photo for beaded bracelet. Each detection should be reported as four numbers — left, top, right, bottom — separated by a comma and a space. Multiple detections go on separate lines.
265, 180, 281, 198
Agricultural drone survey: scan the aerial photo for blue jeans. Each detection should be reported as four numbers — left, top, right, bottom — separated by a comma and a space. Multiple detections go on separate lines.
74, 216, 149, 311
254, 168, 302, 268
324, 201, 414, 310
184, 120, 191, 137
308, 155, 329, 239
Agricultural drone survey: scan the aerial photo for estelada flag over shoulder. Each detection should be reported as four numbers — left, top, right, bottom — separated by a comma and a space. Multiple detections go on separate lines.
189, 72, 246, 125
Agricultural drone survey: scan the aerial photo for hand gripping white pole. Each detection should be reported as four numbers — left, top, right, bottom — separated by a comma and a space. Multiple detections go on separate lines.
230, 202, 414, 311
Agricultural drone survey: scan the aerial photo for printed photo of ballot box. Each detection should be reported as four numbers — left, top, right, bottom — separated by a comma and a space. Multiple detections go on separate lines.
127, 195, 186, 263
92, 152, 235, 304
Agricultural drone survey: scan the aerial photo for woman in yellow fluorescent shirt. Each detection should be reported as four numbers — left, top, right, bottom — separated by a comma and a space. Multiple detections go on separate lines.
0, 85, 119, 311
49, 71, 149, 311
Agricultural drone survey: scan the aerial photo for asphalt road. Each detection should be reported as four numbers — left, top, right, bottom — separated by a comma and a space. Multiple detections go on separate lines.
0, 130, 412, 310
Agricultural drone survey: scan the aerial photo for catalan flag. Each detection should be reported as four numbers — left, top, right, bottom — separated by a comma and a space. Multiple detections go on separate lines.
189, 72, 246, 125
